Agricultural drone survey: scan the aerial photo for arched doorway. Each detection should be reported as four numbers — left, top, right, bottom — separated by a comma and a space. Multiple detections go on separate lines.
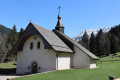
32, 62, 37, 74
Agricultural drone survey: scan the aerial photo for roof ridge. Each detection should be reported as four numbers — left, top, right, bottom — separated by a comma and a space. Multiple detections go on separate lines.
31, 22, 52, 32
31, 23, 73, 53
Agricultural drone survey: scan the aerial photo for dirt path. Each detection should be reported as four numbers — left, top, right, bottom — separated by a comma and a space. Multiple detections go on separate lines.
0, 74, 21, 80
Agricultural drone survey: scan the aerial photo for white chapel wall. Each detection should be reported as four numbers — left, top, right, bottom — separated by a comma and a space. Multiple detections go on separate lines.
72, 45, 90, 68
16, 35, 56, 74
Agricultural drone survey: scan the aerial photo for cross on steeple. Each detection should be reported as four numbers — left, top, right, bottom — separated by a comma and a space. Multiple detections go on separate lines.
30, 19, 31, 22
58, 6, 61, 14
55, 6, 64, 33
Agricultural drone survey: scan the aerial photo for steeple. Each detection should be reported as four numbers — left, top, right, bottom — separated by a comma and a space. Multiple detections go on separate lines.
55, 6, 64, 33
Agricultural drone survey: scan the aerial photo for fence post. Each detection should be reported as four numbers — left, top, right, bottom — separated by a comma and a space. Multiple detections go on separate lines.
109, 76, 114, 80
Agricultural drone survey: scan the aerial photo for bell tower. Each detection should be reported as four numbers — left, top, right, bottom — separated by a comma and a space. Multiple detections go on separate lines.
55, 6, 64, 33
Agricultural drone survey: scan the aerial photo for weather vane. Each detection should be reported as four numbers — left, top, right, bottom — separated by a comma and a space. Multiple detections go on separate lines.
58, 6, 61, 14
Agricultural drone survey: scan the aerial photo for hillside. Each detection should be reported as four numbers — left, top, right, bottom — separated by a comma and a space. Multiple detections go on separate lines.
0, 24, 11, 35
0, 24, 11, 62
0, 24, 11, 42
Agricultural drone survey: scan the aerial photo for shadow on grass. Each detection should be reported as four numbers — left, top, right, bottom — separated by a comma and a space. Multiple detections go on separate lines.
0, 68, 16, 74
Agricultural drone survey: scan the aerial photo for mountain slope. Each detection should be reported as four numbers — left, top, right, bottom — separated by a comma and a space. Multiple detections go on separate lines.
0, 24, 11, 35
73, 27, 110, 41
0, 24, 11, 62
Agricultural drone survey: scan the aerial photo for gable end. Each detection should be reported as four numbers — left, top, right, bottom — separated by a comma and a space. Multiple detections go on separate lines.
11, 23, 52, 53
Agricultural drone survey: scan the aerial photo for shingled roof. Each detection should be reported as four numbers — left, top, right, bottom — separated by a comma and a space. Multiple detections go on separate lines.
11, 22, 99, 60
53, 29, 99, 60
11, 22, 73, 53
31, 23, 73, 53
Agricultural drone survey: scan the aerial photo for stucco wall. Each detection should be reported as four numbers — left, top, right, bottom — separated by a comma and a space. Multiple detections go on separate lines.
72, 45, 90, 68
16, 35, 56, 74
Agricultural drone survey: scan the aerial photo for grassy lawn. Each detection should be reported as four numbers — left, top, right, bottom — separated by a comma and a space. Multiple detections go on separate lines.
13, 57, 120, 80
100, 56, 120, 61
0, 62, 16, 68
100, 53, 120, 61
115, 52, 120, 56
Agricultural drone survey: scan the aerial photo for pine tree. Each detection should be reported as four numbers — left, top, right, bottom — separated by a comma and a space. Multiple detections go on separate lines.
89, 32, 96, 55
13, 25, 17, 33
104, 33, 110, 56
96, 29, 106, 56
110, 34, 119, 54
6, 25, 18, 47
81, 31, 89, 50
19, 28, 24, 38
5, 24, 18, 62
0, 36, 7, 63
110, 25, 120, 52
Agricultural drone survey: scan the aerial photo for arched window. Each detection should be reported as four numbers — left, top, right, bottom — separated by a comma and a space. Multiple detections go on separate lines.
30, 42, 33, 50
37, 42, 40, 49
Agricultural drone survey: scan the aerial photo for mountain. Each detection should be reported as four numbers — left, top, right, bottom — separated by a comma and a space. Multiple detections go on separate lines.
0, 24, 11, 45
0, 24, 11, 35
0, 24, 11, 39
73, 27, 110, 41
0, 24, 11, 62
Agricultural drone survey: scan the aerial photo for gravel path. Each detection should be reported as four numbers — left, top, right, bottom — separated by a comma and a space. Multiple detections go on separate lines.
0, 74, 21, 80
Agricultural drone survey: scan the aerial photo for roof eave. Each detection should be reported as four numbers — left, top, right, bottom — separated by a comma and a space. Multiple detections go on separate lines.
93, 58, 100, 60
55, 50, 73, 54
53, 29, 99, 59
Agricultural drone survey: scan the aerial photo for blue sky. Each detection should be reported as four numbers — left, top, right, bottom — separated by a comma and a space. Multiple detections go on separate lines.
0, 0, 120, 38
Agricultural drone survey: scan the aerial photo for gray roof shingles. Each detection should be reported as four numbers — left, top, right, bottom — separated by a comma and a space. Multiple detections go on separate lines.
11, 22, 99, 60
31, 23, 73, 53
53, 30, 99, 60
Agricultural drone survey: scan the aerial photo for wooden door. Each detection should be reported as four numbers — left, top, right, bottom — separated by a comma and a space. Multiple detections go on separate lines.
32, 62, 37, 74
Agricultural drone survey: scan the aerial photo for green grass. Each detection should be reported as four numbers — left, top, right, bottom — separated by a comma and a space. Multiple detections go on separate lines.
100, 56, 120, 61
13, 58, 120, 80
0, 62, 16, 68
99, 53, 120, 61
115, 52, 120, 57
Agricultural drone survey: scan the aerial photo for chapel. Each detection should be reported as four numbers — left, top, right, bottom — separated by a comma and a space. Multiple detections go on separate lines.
11, 7, 99, 74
